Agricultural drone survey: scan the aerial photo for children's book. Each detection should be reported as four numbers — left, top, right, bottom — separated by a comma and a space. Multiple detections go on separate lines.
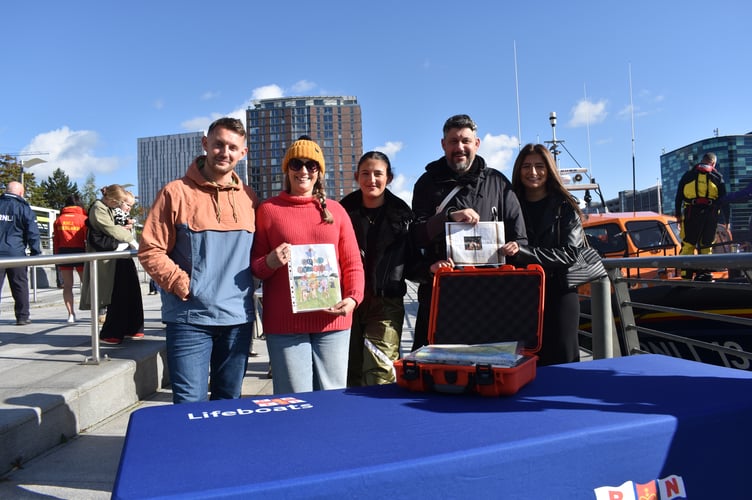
445, 221, 505, 265
287, 244, 341, 313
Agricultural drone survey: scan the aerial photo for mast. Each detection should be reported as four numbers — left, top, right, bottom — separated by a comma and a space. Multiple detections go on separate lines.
514, 41, 522, 151
629, 63, 637, 215
546, 111, 607, 212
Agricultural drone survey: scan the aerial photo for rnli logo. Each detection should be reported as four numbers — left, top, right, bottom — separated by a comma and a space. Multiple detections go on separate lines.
187, 397, 313, 420
251, 396, 307, 407
594, 475, 686, 499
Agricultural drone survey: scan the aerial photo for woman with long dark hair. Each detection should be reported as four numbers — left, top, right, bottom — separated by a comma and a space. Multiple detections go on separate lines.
504, 144, 585, 365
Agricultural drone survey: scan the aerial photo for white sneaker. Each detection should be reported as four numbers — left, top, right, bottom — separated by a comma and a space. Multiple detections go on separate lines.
67, 314, 76, 324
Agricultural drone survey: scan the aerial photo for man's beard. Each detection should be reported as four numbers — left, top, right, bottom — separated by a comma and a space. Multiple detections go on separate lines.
448, 157, 473, 174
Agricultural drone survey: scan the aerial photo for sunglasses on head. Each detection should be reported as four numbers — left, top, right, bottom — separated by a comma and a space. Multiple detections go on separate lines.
288, 158, 320, 173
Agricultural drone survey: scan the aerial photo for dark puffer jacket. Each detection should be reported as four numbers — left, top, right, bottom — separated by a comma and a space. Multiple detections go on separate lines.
341, 188, 415, 297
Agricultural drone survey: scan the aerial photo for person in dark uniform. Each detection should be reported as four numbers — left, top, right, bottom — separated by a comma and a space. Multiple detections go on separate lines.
0, 181, 41, 325
674, 152, 729, 280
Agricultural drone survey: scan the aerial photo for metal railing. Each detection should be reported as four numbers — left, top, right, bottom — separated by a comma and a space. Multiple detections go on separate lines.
6, 249, 752, 370
584, 252, 752, 370
0, 249, 140, 364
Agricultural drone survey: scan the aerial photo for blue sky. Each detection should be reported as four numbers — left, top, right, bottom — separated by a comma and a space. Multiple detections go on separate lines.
3, 1, 751, 206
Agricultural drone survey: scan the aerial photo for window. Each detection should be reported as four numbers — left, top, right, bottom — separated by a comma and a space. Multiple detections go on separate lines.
584, 223, 626, 255
625, 220, 677, 251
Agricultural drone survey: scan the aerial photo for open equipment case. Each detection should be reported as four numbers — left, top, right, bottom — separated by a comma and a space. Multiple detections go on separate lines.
395, 264, 545, 396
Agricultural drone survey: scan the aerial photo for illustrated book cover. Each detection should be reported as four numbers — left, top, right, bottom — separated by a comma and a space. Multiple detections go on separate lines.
288, 244, 341, 313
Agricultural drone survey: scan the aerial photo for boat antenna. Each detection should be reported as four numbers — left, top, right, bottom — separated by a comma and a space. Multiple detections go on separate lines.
629, 62, 637, 215
584, 83, 593, 180
546, 112, 608, 212
545, 112, 561, 167
514, 40, 522, 151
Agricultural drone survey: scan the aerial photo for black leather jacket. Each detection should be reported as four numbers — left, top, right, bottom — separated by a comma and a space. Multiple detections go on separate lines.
514, 194, 585, 290
341, 189, 415, 298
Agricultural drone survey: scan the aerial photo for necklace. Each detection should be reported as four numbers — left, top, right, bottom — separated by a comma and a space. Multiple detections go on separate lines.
363, 206, 383, 225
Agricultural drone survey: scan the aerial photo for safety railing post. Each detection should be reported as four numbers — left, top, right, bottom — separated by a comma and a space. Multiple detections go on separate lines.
87, 259, 101, 365
590, 276, 613, 359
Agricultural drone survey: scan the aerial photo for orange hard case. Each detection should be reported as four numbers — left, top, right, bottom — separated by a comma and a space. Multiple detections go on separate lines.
395, 264, 545, 396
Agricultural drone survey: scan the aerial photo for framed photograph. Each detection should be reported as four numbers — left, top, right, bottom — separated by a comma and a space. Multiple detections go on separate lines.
287, 244, 342, 313
445, 221, 506, 265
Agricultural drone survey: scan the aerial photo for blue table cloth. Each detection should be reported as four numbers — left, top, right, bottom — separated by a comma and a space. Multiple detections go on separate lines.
113, 354, 752, 499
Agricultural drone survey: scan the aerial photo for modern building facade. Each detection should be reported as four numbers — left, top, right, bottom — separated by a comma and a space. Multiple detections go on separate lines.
246, 96, 362, 201
609, 186, 663, 214
660, 133, 752, 238
137, 131, 250, 212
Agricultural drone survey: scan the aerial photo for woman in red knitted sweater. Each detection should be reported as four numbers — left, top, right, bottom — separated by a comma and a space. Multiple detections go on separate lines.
251, 136, 364, 394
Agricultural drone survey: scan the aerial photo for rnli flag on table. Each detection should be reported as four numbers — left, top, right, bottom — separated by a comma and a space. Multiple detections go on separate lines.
594, 475, 686, 500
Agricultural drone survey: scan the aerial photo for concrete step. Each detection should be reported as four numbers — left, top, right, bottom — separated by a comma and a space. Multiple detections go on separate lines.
0, 282, 167, 476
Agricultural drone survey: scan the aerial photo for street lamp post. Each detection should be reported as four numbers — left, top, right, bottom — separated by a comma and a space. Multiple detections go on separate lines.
20, 157, 47, 186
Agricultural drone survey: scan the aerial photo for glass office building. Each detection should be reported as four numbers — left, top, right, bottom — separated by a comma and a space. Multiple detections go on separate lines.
246, 96, 362, 201
137, 131, 248, 211
660, 134, 752, 239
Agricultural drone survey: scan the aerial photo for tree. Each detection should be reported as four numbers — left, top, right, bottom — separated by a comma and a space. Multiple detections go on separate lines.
81, 173, 98, 209
0, 155, 41, 204
0, 155, 21, 190
39, 168, 80, 210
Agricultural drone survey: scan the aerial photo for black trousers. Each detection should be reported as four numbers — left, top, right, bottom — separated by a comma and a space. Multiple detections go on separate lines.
681, 205, 717, 249
536, 287, 581, 366
0, 266, 30, 321
100, 259, 144, 340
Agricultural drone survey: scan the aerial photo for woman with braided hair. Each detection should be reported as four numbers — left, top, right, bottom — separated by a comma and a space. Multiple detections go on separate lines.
251, 135, 364, 394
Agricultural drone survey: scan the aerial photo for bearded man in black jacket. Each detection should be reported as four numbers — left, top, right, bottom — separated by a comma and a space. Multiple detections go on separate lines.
410, 114, 528, 351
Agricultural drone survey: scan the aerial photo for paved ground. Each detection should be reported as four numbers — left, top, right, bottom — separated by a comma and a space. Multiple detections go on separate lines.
0, 273, 588, 499
0, 277, 418, 499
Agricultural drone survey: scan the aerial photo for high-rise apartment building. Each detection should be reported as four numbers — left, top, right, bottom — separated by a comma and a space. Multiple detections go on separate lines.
660, 133, 752, 237
137, 131, 248, 211
246, 96, 362, 201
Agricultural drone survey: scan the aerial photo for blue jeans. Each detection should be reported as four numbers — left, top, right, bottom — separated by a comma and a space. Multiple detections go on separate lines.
266, 329, 350, 394
165, 322, 252, 404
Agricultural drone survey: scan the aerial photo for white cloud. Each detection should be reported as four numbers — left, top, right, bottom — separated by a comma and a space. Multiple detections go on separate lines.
373, 141, 403, 158
252, 84, 285, 101
617, 104, 633, 119
181, 114, 222, 133
179, 81, 319, 135
153, 99, 165, 110
291, 80, 316, 94
201, 91, 221, 100
21, 127, 119, 181
478, 133, 519, 173
618, 102, 653, 119
569, 98, 608, 127
388, 173, 413, 206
